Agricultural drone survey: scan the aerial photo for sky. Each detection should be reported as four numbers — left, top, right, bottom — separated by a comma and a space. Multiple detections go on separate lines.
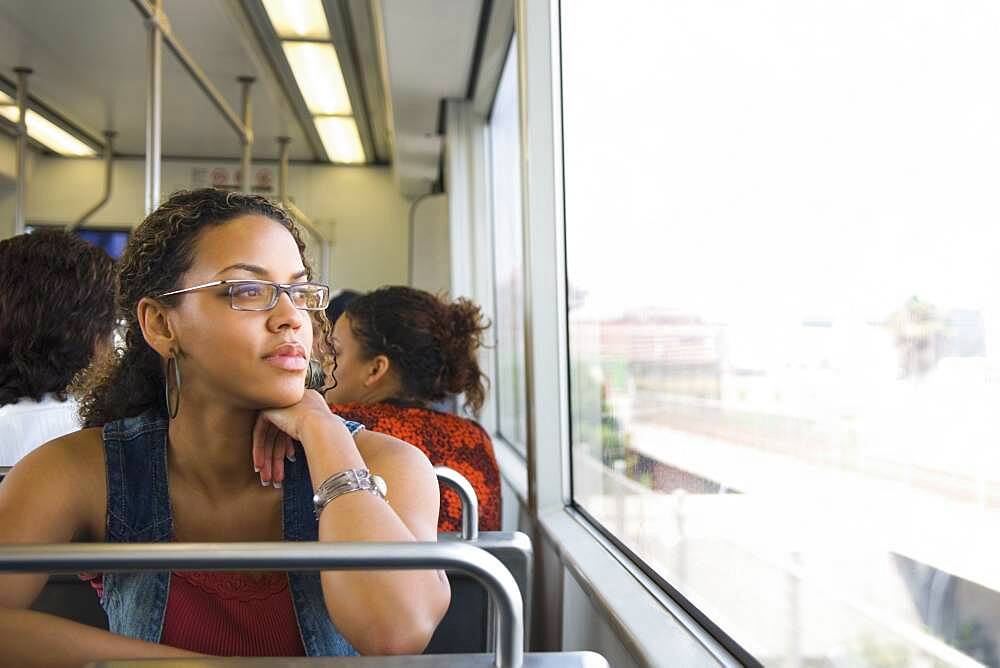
560, 0, 1000, 347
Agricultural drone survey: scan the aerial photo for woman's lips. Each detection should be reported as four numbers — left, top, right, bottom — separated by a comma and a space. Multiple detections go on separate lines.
264, 354, 307, 371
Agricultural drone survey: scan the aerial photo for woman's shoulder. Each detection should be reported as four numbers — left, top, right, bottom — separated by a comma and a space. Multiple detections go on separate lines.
15, 427, 106, 481
354, 427, 434, 472
332, 401, 491, 440
0, 427, 107, 541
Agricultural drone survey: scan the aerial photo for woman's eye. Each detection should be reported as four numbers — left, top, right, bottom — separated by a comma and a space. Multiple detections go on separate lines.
234, 285, 261, 297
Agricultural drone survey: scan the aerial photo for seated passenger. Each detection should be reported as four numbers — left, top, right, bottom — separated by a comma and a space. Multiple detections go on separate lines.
325, 288, 361, 325
0, 189, 450, 663
0, 230, 115, 468
324, 286, 502, 532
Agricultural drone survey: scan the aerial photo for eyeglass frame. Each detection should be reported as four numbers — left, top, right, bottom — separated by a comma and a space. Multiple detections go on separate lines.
155, 279, 331, 311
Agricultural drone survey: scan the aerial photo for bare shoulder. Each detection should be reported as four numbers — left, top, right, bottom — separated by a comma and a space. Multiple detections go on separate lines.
355, 430, 434, 477
354, 430, 439, 539
16, 427, 105, 484
0, 427, 106, 542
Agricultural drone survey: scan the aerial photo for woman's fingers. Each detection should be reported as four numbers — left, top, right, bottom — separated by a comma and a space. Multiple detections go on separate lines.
251, 412, 269, 477
271, 431, 290, 487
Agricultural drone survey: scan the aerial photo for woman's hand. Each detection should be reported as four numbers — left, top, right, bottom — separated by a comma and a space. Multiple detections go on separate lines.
251, 389, 343, 487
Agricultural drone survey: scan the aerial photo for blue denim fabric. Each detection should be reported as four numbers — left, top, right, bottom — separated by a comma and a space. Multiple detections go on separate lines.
100, 410, 364, 656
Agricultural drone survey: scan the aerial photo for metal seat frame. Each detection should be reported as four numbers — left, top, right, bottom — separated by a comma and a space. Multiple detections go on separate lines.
0, 541, 606, 668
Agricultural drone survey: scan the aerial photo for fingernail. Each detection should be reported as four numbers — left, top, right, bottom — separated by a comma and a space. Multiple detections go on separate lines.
260, 478, 269, 486
254, 467, 260, 473
286, 453, 296, 463
274, 481, 282, 489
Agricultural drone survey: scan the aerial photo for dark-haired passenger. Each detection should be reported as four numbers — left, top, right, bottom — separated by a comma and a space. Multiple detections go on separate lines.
324, 286, 502, 532
0, 189, 449, 663
0, 230, 115, 468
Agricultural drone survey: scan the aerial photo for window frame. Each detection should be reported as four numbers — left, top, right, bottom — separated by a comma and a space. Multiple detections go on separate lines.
487, 33, 529, 456
513, 0, 745, 664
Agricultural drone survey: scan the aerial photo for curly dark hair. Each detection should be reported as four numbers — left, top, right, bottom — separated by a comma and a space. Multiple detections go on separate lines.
0, 230, 116, 407
343, 286, 490, 415
77, 188, 331, 428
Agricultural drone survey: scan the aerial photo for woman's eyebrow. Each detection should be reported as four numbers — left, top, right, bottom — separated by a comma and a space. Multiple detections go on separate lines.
214, 264, 309, 281
216, 263, 268, 277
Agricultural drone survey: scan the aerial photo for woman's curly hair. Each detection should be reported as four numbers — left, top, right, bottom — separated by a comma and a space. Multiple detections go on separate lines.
0, 230, 116, 407
77, 188, 333, 428
343, 286, 490, 415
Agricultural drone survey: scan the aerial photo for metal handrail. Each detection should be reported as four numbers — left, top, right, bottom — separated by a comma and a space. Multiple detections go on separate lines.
129, 0, 250, 144
68, 131, 116, 232
0, 541, 523, 668
435, 466, 480, 541
276, 136, 330, 283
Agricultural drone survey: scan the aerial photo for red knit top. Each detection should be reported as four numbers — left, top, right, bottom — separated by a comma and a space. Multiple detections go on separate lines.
159, 571, 305, 656
329, 402, 501, 532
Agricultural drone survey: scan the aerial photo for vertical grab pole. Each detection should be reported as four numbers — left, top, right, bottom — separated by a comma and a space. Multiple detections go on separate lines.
238, 76, 255, 193
13, 67, 32, 235
277, 136, 291, 203
144, 0, 163, 215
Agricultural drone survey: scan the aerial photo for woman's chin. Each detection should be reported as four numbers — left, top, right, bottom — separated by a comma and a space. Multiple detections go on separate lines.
248, 382, 306, 409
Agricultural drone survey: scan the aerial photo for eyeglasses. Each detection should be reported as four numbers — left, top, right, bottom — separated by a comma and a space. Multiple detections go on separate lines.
156, 280, 331, 311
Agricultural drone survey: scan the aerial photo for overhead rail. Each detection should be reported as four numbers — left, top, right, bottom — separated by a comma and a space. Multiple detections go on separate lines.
277, 135, 331, 282
68, 131, 116, 232
13, 67, 30, 235
129, 0, 256, 212
0, 541, 525, 668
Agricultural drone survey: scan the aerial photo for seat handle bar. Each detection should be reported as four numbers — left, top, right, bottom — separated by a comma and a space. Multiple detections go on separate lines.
0, 541, 522, 668
434, 466, 479, 541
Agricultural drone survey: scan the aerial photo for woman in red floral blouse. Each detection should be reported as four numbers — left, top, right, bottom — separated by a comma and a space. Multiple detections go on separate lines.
324, 286, 500, 532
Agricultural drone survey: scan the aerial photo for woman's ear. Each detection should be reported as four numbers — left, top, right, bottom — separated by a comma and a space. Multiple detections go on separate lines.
363, 355, 393, 388
137, 297, 177, 358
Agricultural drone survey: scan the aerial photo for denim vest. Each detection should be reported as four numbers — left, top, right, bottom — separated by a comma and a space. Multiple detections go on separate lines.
99, 410, 363, 657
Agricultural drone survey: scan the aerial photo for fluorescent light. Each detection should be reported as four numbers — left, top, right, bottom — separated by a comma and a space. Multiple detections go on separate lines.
0, 91, 96, 157
283, 42, 353, 115
314, 116, 365, 163
262, 0, 330, 39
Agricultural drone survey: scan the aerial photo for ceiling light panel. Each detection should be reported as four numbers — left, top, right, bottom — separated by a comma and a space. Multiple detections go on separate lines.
0, 91, 96, 157
262, 0, 330, 39
314, 116, 365, 163
282, 42, 353, 115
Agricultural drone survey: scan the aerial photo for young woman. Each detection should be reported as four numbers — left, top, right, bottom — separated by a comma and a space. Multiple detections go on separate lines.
0, 230, 115, 468
0, 189, 450, 666
323, 286, 502, 533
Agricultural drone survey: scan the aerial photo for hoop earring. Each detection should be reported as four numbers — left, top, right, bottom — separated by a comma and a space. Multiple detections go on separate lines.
165, 355, 182, 419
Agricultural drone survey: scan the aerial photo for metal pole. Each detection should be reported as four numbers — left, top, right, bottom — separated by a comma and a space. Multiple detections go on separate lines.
13, 67, 31, 236
130, 0, 250, 143
435, 466, 480, 541
144, 0, 163, 215
0, 541, 525, 668
277, 135, 291, 200
238, 76, 255, 193
278, 136, 330, 282
69, 131, 116, 231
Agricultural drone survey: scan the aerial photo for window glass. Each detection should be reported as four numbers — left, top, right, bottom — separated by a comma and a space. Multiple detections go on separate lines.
490, 39, 528, 451
562, 2, 1000, 665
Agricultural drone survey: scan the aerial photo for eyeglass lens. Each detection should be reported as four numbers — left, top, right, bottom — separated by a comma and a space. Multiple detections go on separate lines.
229, 282, 328, 311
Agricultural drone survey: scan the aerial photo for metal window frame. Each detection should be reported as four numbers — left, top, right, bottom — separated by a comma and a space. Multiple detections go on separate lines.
513, 0, 749, 665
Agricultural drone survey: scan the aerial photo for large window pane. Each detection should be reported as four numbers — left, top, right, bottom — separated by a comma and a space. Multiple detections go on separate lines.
490, 39, 527, 451
563, 2, 1000, 666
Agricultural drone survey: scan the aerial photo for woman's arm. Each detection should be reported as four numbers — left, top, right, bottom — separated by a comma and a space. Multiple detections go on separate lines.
258, 391, 451, 656
0, 432, 201, 668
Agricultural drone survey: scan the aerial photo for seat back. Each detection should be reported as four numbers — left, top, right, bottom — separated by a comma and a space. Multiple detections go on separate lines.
427, 467, 532, 655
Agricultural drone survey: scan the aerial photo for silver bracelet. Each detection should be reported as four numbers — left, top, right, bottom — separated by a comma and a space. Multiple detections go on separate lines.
313, 468, 388, 519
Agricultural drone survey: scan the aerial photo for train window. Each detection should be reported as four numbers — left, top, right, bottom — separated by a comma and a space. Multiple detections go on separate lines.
490, 39, 528, 454
562, 1, 1000, 665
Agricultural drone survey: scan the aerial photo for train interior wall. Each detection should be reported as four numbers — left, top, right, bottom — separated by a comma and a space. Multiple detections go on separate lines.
0, 141, 411, 292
